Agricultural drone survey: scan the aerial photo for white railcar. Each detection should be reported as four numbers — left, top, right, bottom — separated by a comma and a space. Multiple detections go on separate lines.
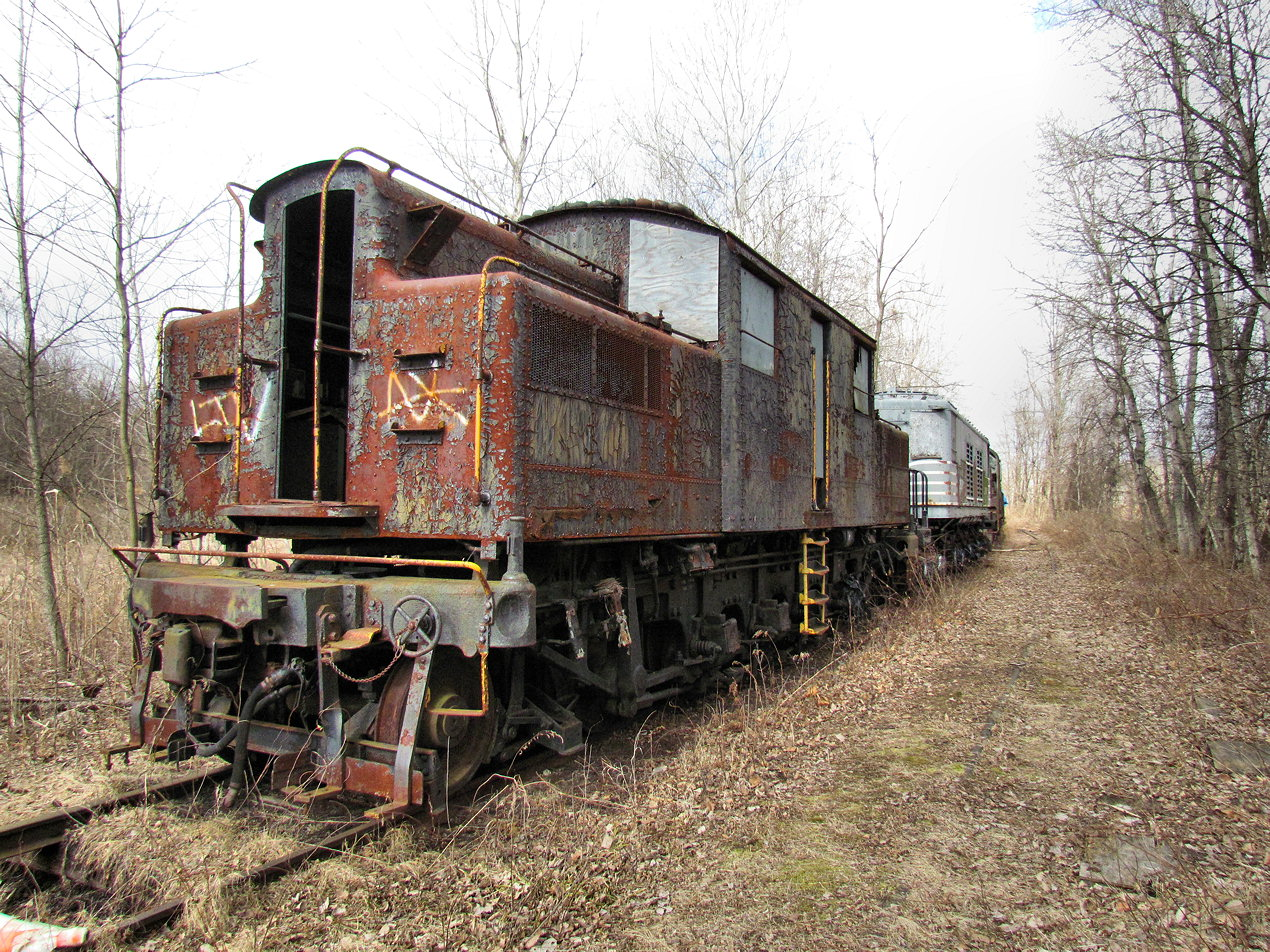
876, 390, 1003, 564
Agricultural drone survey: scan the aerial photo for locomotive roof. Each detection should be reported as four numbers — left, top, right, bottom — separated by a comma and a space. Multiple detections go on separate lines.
521, 198, 704, 225
876, 390, 991, 444
249, 159, 376, 221
877, 389, 957, 411
523, 199, 877, 348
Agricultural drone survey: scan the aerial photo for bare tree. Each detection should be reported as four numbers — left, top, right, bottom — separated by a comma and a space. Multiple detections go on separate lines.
408, 0, 583, 218
47, 0, 219, 546
1036, 0, 1270, 568
628, 0, 817, 241
0, 0, 73, 668
850, 126, 952, 391
1005, 318, 1123, 516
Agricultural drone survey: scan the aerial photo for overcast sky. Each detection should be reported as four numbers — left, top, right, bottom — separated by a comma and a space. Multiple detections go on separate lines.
139, 0, 1104, 444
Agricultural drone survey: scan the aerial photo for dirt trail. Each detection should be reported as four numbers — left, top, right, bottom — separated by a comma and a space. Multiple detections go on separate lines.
8, 526, 1269, 951
524, 526, 1261, 952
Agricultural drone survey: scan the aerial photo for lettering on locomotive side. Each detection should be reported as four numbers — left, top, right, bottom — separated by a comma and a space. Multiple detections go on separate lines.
379, 367, 472, 434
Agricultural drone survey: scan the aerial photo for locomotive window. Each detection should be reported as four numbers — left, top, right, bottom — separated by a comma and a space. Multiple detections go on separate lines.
853, 343, 872, 413
740, 268, 775, 375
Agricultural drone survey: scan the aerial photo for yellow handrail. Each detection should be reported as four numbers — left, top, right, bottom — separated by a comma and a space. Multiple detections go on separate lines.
113, 546, 493, 598
474, 256, 524, 498
226, 182, 254, 503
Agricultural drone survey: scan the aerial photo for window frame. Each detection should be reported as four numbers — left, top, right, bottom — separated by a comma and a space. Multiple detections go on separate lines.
852, 341, 873, 414
739, 266, 777, 376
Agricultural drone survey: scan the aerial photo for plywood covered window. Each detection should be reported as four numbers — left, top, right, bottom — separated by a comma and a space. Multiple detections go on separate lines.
628, 220, 719, 342
740, 268, 776, 375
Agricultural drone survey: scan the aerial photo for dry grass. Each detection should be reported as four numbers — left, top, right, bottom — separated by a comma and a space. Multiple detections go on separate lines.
3, 513, 1269, 952
143, 520, 1265, 952
68, 802, 305, 941
0, 495, 157, 825
0, 493, 133, 708
1048, 512, 1270, 651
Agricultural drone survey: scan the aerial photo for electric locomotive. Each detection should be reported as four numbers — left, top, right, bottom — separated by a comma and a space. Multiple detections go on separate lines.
119, 151, 912, 813
876, 389, 1003, 566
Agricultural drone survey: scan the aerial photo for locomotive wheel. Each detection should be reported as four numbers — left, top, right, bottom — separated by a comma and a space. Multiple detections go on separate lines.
371, 648, 498, 794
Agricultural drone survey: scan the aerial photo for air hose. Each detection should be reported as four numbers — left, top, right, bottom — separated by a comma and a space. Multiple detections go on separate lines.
219, 665, 303, 808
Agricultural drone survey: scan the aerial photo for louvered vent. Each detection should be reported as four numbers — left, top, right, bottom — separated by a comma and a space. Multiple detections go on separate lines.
528, 302, 665, 413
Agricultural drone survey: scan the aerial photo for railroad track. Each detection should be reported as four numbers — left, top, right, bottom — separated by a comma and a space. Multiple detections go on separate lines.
0, 765, 415, 946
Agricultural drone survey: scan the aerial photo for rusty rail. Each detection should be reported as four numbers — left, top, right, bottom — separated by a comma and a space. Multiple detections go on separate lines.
109, 816, 392, 940
0, 765, 230, 863
1, 765, 412, 943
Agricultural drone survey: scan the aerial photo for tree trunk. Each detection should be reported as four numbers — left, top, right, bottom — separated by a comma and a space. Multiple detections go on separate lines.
111, 5, 139, 547
9, 0, 70, 670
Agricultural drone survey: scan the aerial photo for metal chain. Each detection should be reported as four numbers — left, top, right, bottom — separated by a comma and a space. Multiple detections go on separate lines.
321, 635, 403, 684
478, 592, 493, 712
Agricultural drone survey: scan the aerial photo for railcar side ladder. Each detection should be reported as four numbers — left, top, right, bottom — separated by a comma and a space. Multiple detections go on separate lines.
799, 534, 832, 637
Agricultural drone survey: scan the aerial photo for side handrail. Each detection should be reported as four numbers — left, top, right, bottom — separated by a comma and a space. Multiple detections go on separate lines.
909, 470, 930, 528
225, 182, 255, 503
111, 546, 493, 598
153, 307, 211, 497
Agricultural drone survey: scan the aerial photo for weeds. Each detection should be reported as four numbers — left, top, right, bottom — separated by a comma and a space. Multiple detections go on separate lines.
0, 495, 130, 720
1049, 511, 1270, 651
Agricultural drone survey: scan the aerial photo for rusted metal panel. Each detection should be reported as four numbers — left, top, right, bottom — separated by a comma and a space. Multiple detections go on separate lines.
132, 555, 529, 655
220, 502, 377, 520
349, 272, 486, 539
513, 280, 722, 541
157, 160, 905, 550
322, 754, 425, 807
157, 309, 239, 533
132, 576, 268, 630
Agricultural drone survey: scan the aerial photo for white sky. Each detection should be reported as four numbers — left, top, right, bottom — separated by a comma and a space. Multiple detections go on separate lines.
140, 0, 1105, 446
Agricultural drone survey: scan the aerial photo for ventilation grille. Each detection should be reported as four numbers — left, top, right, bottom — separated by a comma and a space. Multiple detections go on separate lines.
528, 302, 665, 413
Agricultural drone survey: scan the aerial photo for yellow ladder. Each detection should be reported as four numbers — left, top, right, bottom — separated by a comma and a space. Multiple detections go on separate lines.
799, 534, 832, 636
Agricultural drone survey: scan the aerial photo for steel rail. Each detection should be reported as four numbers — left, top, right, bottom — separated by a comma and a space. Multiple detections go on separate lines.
109, 815, 399, 940
0, 765, 231, 862
1, 766, 416, 944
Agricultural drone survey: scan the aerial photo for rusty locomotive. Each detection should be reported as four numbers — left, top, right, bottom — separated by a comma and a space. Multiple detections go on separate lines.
119, 150, 920, 813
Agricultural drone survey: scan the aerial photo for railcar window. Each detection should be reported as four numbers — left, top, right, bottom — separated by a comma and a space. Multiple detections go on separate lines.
740, 268, 776, 375
853, 344, 872, 414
